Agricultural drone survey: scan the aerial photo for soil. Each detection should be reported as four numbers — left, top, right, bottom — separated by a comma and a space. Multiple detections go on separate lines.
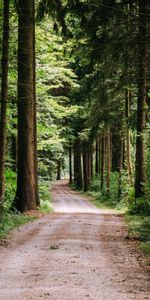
0, 180, 149, 300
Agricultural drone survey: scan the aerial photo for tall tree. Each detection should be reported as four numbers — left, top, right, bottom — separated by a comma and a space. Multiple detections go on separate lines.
69, 146, 73, 184
0, 0, 10, 217
14, 0, 38, 212
135, 0, 148, 198
73, 138, 83, 189
106, 125, 111, 195
33, 0, 39, 206
101, 133, 106, 190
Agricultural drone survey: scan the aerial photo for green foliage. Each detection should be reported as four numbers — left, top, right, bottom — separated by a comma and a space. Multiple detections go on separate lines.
140, 243, 150, 257
89, 173, 128, 210
4, 169, 16, 212
88, 172, 137, 214
0, 213, 36, 239
128, 196, 150, 216
0, 169, 35, 238
36, 18, 80, 180
39, 181, 53, 212
87, 175, 117, 209
126, 215, 150, 240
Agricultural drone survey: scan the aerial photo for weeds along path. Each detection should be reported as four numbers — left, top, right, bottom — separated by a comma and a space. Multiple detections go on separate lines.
0, 180, 149, 300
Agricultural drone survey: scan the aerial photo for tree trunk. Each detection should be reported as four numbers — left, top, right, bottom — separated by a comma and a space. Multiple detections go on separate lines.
69, 146, 72, 184
125, 90, 133, 185
101, 133, 106, 190
90, 145, 93, 179
88, 145, 92, 184
135, 0, 147, 198
0, 0, 10, 217
95, 137, 99, 175
33, 0, 39, 206
118, 135, 124, 199
73, 139, 83, 189
98, 134, 101, 174
106, 126, 111, 195
56, 160, 61, 180
111, 127, 120, 172
83, 146, 89, 192
14, 0, 37, 212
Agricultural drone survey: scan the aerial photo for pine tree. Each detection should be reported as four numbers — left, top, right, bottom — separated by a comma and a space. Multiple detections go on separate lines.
0, 0, 10, 217
14, 0, 38, 212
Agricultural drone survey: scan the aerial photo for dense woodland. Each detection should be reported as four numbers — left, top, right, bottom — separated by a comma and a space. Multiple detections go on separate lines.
0, 0, 150, 226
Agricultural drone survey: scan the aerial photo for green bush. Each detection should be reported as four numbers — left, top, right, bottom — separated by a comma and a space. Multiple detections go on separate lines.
89, 172, 136, 212
129, 196, 150, 216
0, 212, 36, 238
39, 181, 53, 212
126, 215, 150, 242
4, 169, 16, 212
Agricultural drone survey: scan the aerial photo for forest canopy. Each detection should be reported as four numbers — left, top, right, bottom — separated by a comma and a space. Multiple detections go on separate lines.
0, 0, 150, 219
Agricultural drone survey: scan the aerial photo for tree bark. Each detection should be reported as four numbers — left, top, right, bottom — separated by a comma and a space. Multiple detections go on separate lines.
98, 134, 101, 174
125, 90, 133, 185
101, 133, 106, 190
106, 126, 111, 195
88, 144, 93, 184
118, 134, 124, 199
0, 0, 10, 217
95, 137, 99, 175
56, 160, 61, 180
83, 145, 89, 192
73, 139, 83, 189
135, 0, 147, 198
14, 0, 37, 212
69, 146, 72, 184
33, 0, 39, 206
111, 126, 120, 172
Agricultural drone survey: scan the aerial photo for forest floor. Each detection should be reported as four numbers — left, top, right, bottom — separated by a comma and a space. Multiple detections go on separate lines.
0, 180, 150, 300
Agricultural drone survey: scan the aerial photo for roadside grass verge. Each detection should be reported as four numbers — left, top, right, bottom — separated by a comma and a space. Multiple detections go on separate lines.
0, 180, 54, 240
0, 213, 36, 239
69, 183, 119, 212
125, 215, 150, 258
38, 180, 54, 213
85, 191, 117, 211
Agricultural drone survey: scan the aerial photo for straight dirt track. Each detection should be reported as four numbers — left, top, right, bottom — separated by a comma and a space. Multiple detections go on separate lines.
0, 180, 149, 300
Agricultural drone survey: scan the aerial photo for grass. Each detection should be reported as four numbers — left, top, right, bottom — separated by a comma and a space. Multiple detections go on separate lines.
38, 180, 54, 213
0, 180, 54, 240
86, 191, 115, 210
140, 243, 150, 256
70, 182, 125, 212
125, 215, 150, 258
0, 213, 36, 239
85, 190, 127, 213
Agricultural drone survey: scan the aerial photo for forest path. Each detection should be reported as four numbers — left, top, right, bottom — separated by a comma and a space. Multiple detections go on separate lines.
51, 179, 112, 214
0, 181, 149, 300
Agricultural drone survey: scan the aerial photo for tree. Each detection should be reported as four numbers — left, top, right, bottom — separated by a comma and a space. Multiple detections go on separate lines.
14, 0, 38, 212
135, 0, 148, 198
73, 138, 83, 189
0, 0, 10, 217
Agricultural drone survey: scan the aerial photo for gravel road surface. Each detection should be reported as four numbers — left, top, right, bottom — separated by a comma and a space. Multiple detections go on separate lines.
0, 180, 149, 300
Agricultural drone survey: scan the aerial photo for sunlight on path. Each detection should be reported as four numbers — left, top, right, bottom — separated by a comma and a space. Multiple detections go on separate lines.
51, 180, 113, 214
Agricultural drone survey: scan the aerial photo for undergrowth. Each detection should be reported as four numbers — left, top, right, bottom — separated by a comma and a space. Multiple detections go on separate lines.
0, 169, 36, 239
0, 171, 53, 239
88, 173, 129, 212
126, 215, 150, 257
39, 180, 53, 213
0, 213, 36, 239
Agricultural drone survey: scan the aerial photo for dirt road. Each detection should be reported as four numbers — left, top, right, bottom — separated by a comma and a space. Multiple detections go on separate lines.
0, 180, 149, 300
